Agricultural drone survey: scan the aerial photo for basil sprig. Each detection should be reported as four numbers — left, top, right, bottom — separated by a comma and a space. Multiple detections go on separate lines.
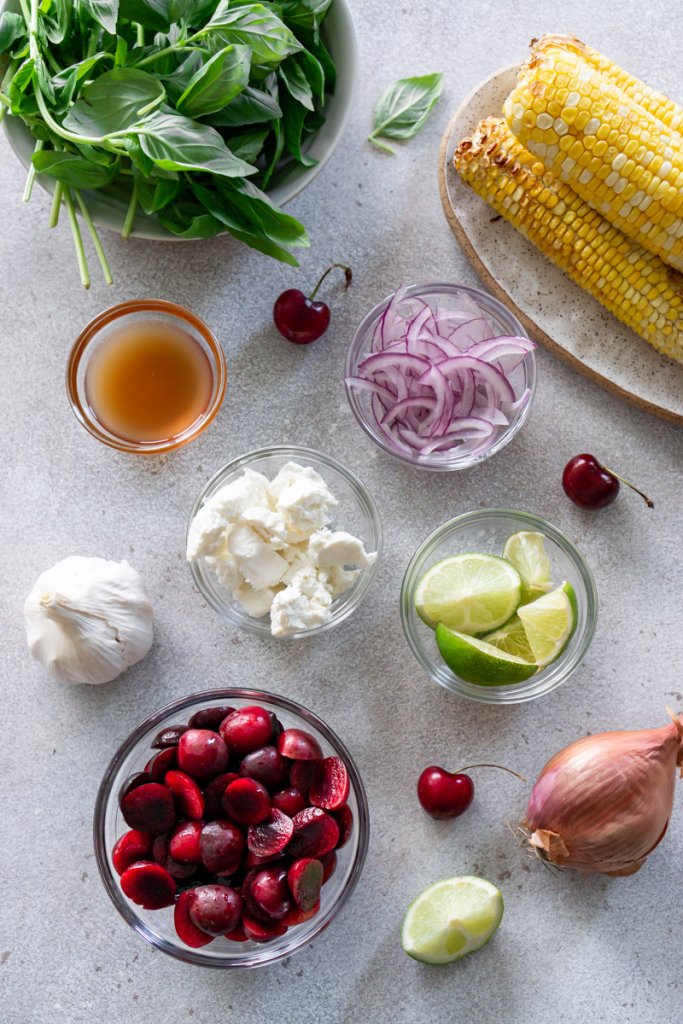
0, 0, 336, 285
369, 73, 443, 154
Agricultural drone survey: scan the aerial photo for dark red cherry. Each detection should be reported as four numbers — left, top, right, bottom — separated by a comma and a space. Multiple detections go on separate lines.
417, 766, 474, 820
273, 264, 352, 344
562, 453, 653, 510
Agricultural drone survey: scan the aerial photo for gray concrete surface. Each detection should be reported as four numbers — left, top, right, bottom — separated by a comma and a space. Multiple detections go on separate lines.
1, 1, 682, 1021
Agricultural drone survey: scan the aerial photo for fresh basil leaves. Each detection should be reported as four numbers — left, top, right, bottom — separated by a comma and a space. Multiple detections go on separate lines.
369, 73, 443, 154
2, 0, 337, 284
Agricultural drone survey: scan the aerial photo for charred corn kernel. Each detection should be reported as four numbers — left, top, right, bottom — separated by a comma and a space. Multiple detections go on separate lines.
503, 42, 683, 271
453, 118, 683, 364
529, 35, 683, 135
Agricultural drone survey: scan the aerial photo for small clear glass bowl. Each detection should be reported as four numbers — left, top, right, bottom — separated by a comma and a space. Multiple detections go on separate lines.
344, 282, 536, 471
401, 510, 598, 704
94, 688, 369, 968
67, 299, 227, 454
188, 446, 382, 638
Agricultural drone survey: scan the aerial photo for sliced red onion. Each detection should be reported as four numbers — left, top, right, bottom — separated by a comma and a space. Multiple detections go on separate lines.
350, 287, 535, 460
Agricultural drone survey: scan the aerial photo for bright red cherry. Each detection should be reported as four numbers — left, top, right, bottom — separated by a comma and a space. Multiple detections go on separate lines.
273, 263, 352, 344
417, 766, 474, 820
562, 453, 653, 510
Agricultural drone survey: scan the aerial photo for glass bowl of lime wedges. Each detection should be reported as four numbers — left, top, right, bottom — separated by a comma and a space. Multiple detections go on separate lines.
400, 510, 598, 704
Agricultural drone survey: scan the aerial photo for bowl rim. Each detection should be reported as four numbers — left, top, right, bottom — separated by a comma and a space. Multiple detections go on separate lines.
400, 508, 598, 704
93, 687, 370, 968
188, 444, 383, 639
344, 281, 537, 472
66, 298, 227, 453
0, 0, 359, 238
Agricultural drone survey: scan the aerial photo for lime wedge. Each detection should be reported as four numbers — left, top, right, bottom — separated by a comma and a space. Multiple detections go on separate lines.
517, 581, 577, 667
415, 553, 522, 635
402, 876, 504, 965
436, 623, 538, 685
484, 615, 535, 662
502, 531, 553, 603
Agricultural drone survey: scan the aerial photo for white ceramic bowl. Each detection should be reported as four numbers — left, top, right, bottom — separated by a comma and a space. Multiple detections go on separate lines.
1, 0, 358, 238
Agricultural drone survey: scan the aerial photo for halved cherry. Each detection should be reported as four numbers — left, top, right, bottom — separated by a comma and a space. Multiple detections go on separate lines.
120, 860, 176, 909
199, 820, 244, 875
309, 757, 349, 811
222, 778, 271, 825
174, 891, 214, 948
204, 772, 239, 818
272, 787, 307, 817
169, 820, 203, 864
189, 884, 243, 936
287, 857, 323, 911
152, 835, 197, 879
112, 830, 153, 876
288, 808, 339, 858
247, 809, 293, 858
244, 849, 285, 869
321, 851, 337, 884
332, 805, 353, 848
289, 760, 317, 795
188, 706, 235, 730
224, 924, 249, 942
177, 729, 229, 781
165, 769, 205, 820
281, 899, 320, 927
121, 782, 175, 834
118, 772, 151, 805
239, 746, 289, 791
219, 706, 273, 756
146, 747, 177, 783
277, 728, 323, 761
151, 724, 187, 749
242, 913, 288, 943
249, 867, 292, 920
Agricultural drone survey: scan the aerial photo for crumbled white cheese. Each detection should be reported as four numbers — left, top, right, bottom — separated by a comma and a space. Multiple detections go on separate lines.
309, 529, 377, 570
227, 523, 288, 590
186, 462, 376, 635
187, 503, 230, 560
269, 462, 338, 541
270, 567, 332, 638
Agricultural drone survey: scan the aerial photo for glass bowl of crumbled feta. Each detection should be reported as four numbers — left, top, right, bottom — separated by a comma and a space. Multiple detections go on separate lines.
187, 447, 382, 638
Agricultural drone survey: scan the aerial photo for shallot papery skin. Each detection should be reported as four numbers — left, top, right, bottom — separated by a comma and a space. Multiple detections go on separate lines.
525, 713, 683, 876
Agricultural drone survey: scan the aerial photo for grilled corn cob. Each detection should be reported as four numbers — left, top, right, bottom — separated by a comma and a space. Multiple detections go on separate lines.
454, 117, 683, 363
503, 41, 683, 271
528, 35, 683, 135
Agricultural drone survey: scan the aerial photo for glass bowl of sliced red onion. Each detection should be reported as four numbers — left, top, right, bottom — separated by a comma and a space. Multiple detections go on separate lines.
345, 283, 536, 470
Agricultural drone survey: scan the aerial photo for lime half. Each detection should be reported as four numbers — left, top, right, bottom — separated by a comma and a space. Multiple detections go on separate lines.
415, 553, 522, 635
503, 531, 553, 604
484, 614, 535, 662
517, 581, 577, 667
402, 876, 504, 965
436, 623, 538, 686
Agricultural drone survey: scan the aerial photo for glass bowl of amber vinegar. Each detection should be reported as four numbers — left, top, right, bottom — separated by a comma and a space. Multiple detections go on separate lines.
67, 299, 227, 453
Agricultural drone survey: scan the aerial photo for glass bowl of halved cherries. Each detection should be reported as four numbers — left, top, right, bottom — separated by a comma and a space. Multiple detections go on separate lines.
94, 689, 369, 967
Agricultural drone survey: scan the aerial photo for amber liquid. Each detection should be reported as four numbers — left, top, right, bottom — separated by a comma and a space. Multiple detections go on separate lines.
85, 321, 213, 443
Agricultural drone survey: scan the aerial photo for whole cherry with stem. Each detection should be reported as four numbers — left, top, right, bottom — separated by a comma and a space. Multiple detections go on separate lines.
417, 763, 525, 820
562, 453, 654, 510
273, 263, 352, 344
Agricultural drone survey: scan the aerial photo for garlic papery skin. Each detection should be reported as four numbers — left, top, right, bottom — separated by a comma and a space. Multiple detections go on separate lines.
524, 712, 683, 876
24, 556, 154, 685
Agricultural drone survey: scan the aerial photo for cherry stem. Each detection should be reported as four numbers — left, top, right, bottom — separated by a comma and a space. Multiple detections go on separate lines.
603, 467, 654, 509
309, 263, 352, 300
454, 763, 526, 782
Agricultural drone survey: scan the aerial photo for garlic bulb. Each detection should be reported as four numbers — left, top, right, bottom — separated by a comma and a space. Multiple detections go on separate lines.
524, 710, 683, 876
24, 556, 154, 685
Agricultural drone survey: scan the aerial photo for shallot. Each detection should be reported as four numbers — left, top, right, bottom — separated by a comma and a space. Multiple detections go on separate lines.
524, 710, 683, 876
346, 287, 535, 460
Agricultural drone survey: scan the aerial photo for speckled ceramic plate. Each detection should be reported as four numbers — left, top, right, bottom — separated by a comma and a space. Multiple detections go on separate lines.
438, 65, 683, 425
